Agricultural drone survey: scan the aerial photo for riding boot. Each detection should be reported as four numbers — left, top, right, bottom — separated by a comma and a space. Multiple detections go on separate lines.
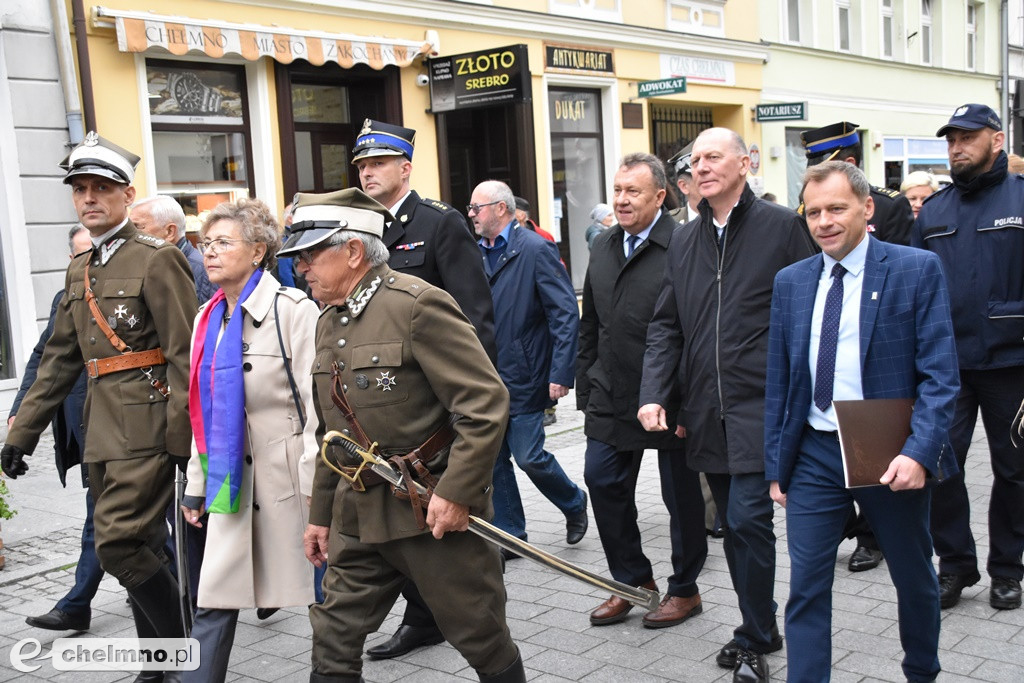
478, 652, 526, 683
127, 564, 185, 639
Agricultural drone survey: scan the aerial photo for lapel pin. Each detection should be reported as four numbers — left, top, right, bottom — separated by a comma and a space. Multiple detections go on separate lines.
872, 291, 878, 300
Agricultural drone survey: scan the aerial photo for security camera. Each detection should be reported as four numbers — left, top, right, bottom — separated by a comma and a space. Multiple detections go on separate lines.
416, 73, 429, 87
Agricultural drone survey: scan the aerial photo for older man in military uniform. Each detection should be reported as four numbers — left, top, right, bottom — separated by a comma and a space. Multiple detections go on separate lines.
290, 188, 524, 683
352, 119, 498, 659
1, 133, 197, 677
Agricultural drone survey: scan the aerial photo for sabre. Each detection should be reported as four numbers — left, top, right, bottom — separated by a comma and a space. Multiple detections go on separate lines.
173, 470, 194, 635
321, 431, 659, 611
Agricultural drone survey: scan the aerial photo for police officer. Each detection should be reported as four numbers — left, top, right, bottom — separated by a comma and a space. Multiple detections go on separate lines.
801, 121, 917, 574
802, 122, 915, 246
351, 119, 497, 658
290, 188, 524, 683
1, 133, 197, 681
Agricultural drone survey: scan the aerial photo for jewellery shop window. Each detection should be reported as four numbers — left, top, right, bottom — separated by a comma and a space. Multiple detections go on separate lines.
146, 60, 255, 239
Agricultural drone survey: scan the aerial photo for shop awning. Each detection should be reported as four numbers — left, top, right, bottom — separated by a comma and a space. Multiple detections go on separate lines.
93, 7, 438, 70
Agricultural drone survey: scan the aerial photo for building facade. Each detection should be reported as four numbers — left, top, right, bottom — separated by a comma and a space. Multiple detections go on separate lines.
758, 0, 1001, 208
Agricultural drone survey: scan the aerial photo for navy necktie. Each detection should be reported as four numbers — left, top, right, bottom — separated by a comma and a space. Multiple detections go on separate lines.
626, 234, 639, 257
814, 263, 847, 412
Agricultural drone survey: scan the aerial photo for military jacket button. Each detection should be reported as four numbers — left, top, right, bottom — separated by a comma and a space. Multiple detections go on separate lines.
388, 277, 396, 283
338, 339, 347, 348
371, 355, 380, 364
92, 260, 99, 267
342, 428, 350, 436
118, 290, 125, 295
338, 361, 345, 371
340, 316, 350, 325
90, 278, 97, 285
89, 337, 96, 344
343, 384, 348, 392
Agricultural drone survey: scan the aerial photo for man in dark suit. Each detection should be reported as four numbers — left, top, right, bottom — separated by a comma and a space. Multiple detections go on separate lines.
9, 226, 100, 633
352, 119, 498, 658
765, 161, 959, 682
577, 153, 707, 629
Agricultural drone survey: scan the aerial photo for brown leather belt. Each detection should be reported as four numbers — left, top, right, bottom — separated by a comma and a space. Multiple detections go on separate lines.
86, 348, 167, 379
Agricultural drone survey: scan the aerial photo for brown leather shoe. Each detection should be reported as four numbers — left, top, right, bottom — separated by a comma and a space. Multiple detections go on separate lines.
589, 580, 657, 625
642, 593, 703, 629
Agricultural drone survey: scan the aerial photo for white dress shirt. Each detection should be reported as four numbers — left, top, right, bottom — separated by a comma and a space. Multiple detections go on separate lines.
807, 234, 870, 431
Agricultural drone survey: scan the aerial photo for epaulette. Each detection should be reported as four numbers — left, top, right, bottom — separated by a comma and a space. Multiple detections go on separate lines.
382, 271, 429, 297
420, 197, 455, 213
134, 233, 166, 248
275, 286, 310, 304
872, 185, 901, 199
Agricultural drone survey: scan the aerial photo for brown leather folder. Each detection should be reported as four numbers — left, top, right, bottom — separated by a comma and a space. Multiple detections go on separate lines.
833, 398, 915, 488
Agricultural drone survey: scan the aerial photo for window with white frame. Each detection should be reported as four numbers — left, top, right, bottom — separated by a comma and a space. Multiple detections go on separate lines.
549, 0, 621, 22
922, 0, 933, 65
785, 0, 802, 42
882, 0, 895, 58
966, 2, 978, 71
837, 0, 852, 52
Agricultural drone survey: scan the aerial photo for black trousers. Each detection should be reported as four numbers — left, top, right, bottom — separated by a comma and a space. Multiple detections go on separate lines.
583, 439, 707, 596
931, 366, 1024, 580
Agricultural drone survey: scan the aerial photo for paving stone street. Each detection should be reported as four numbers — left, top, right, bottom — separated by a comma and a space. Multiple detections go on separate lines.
1, 401, 1022, 682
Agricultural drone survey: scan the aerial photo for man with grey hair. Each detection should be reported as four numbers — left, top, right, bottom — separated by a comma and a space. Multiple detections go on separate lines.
639, 127, 815, 683
766, 160, 956, 682
288, 187, 524, 683
132, 195, 214, 303
470, 179, 588, 549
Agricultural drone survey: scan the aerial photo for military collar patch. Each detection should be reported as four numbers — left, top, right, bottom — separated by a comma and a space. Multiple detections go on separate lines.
100, 238, 126, 265
346, 275, 382, 318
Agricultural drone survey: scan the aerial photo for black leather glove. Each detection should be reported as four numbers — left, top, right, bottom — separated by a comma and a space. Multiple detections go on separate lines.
1, 443, 29, 479
171, 455, 190, 474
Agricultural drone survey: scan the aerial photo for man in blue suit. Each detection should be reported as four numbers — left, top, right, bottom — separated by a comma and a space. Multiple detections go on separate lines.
470, 179, 588, 547
765, 161, 959, 682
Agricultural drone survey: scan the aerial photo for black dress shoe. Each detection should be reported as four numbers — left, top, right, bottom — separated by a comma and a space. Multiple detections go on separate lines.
365, 624, 445, 659
848, 546, 884, 572
256, 607, 279, 620
25, 608, 90, 632
733, 648, 770, 682
938, 570, 981, 609
566, 492, 588, 544
717, 623, 783, 669
990, 577, 1022, 610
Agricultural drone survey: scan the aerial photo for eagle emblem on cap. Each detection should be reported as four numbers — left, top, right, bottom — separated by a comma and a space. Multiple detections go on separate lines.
83, 131, 100, 146
955, 106, 969, 116
360, 119, 373, 136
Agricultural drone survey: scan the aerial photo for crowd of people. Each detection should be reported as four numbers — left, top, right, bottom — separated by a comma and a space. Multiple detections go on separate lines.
2, 101, 1023, 683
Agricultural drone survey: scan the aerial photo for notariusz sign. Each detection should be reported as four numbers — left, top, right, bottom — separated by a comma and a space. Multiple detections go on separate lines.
755, 102, 807, 122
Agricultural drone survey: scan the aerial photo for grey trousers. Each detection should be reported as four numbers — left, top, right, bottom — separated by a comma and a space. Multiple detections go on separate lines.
184, 607, 238, 683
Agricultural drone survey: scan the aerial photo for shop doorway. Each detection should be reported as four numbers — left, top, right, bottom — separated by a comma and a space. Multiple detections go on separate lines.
276, 62, 400, 203
436, 103, 537, 230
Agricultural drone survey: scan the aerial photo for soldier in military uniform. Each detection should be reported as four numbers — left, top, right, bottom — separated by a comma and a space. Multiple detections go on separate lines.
800, 121, 917, 575
802, 122, 915, 246
351, 119, 498, 659
288, 189, 524, 683
1, 133, 197, 679
667, 142, 700, 224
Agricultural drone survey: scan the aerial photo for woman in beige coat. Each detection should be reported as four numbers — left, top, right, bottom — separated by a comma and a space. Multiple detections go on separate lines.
180, 198, 319, 683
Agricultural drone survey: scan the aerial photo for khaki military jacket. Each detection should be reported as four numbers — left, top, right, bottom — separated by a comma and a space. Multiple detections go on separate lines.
6, 221, 198, 461
308, 265, 509, 544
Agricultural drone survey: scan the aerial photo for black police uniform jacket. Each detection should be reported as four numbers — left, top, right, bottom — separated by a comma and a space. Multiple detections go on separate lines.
639, 185, 817, 474
5, 222, 198, 462
576, 210, 685, 451
384, 190, 497, 364
868, 186, 914, 246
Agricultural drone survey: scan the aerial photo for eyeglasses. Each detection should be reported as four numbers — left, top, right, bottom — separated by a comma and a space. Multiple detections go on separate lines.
295, 248, 327, 265
466, 201, 501, 214
198, 238, 250, 254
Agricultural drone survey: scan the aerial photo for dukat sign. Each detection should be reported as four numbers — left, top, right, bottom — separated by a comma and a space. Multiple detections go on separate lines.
428, 44, 531, 113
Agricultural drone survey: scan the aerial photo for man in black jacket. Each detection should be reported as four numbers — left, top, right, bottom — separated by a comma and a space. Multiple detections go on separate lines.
352, 119, 498, 659
577, 153, 707, 630
9, 226, 99, 633
639, 127, 816, 683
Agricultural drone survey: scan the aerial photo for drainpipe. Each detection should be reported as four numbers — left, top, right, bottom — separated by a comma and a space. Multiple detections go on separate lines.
1002, 0, 1010, 151
50, 0, 83, 143
71, 0, 96, 133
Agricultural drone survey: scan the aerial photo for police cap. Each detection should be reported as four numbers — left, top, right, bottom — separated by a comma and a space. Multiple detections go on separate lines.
936, 103, 1002, 137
